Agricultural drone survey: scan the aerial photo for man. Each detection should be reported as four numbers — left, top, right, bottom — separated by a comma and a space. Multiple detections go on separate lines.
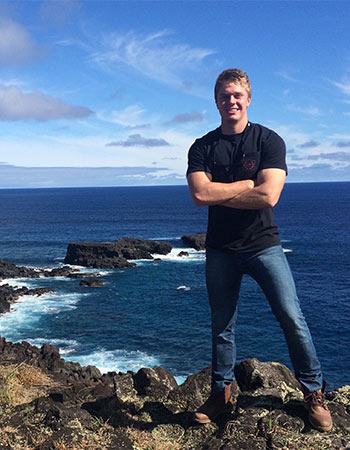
186, 68, 332, 432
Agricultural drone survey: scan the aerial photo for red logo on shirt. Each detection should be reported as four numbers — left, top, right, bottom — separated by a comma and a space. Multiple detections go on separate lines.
243, 159, 256, 171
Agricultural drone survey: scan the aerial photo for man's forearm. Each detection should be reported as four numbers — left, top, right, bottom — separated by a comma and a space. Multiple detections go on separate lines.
220, 168, 286, 210
221, 186, 272, 209
188, 175, 254, 206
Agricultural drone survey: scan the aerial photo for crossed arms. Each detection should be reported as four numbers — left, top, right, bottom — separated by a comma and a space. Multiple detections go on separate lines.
187, 168, 286, 210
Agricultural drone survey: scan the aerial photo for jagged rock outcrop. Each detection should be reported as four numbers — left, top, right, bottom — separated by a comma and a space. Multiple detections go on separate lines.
0, 339, 349, 449
116, 237, 172, 259
181, 232, 206, 250
64, 242, 136, 269
0, 259, 76, 281
0, 259, 41, 280
0, 284, 55, 314
64, 237, 173, 268
79, 278, 104, 287
0, 259, 85, 314
0, 338, 101, 383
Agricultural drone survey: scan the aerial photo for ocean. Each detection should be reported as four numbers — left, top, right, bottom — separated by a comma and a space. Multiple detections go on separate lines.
0, 183, 349, 390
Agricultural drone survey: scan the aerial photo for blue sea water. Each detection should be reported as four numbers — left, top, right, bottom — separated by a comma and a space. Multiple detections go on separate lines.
0, 183, 349, 389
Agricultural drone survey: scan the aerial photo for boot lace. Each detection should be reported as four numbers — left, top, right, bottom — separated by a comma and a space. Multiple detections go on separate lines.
305, 390, 329, 410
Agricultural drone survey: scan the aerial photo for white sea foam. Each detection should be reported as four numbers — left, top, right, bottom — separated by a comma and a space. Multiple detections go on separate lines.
151, 247, 205, 263
0, 278, 33, 288
0, 292, 84, 340
28, 338, 79, 355
177, 285, 191, 291
283, 248, 293, 253
151, 236, 181, 241
65, 348, 161, 375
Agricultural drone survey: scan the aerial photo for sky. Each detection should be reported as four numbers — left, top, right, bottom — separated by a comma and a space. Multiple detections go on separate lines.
0, 0, 349, 188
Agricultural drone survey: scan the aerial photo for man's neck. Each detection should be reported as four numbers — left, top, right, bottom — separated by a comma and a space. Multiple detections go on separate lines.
221, 118, 249, 135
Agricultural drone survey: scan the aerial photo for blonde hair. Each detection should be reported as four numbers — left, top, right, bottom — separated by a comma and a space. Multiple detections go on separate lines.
214, 68, 251, 101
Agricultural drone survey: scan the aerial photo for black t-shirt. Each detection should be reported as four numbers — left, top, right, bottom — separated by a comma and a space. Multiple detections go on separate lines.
187, 123, 287, 252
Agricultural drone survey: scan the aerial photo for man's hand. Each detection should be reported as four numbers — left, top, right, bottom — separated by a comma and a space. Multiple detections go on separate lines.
187, 171, 254, 206
221, 168, 286, 209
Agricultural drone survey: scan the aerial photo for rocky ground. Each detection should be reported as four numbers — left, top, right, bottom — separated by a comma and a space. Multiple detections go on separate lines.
0, 338, 349, 450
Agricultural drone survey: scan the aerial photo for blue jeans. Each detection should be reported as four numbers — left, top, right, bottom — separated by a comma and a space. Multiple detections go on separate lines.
206, 245, 322, 393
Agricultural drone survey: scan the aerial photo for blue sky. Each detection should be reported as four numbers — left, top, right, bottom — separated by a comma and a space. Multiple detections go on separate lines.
0, 0, 349, 188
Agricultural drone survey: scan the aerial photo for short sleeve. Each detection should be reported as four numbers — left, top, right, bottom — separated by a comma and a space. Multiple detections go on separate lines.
186, 141, 210, 176
259, 131, 288, 174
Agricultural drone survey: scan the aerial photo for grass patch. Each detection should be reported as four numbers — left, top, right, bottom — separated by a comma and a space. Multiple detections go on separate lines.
125, 427, 182, 450
0, 363, 57, 406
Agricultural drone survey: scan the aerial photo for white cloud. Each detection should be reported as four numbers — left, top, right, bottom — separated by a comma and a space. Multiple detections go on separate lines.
98, 105, 146, 127
165, 111, 204, 125
277, 71, 300, 82
0, 85, 93, 121
331, 76, 350, 95
91, 29, 215, 88
106, 134, 170, 148
297, 140, 320, 149
270, 125, 311, 147
286, 104, 322, 116
0, 17, 41, 66
0, 164, 173, 188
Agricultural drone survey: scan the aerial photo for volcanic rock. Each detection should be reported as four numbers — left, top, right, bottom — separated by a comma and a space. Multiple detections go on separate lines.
0, 284, 55, 314
64, 237, 172, 268
0, 339, 349, 450
64, 242, 134, 269
79, 278, 104, 287
181, 232, 206, 250
0, 259, 41, 280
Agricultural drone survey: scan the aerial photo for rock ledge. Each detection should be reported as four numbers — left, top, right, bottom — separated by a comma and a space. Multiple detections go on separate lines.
0, 338, 349, 450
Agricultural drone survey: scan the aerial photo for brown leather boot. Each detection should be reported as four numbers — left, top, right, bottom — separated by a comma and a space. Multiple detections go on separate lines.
193, 384, 234, 424
304, 381, 333, 432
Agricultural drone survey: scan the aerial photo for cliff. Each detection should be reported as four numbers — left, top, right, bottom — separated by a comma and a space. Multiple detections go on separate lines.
0, 338, 349, 450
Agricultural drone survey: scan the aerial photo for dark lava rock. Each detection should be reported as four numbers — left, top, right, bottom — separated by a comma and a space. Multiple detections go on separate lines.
27, 287, 55, 296
64, 241, 135, 269
178, 251, 189, 257
234, 358, 301, 392
133, 366, 178, 399
68, 272, 100, 279
64, 237, 172, 268
42, 266, 78, 277
0, 258, 41, 280
116, 237, 172, 259
0, 284, 55, 314
80, 278, 104, 287
0, 338, 101, 383
181, 233, 206, 250
0, 284, 27, 313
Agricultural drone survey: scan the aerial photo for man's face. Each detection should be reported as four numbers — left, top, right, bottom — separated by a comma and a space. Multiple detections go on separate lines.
215, 82, 251, 124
